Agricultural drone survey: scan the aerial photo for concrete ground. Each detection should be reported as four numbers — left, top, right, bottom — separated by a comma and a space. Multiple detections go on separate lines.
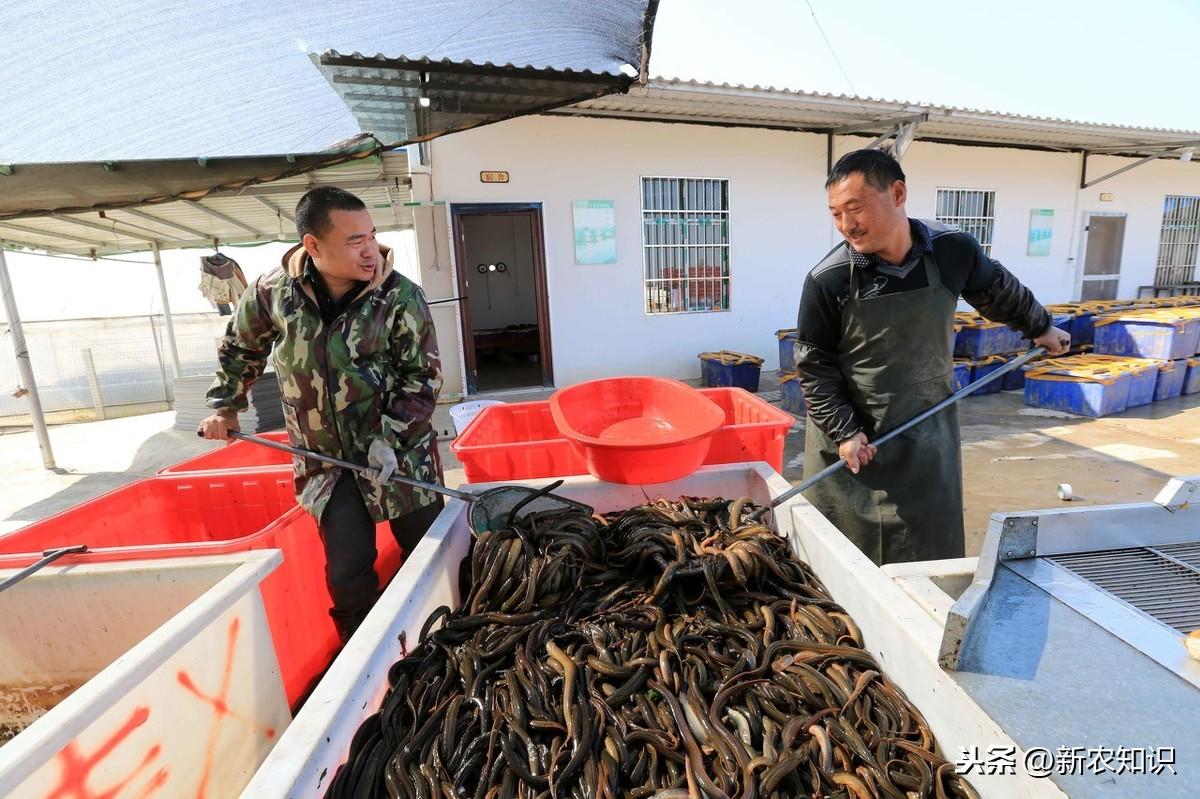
2, 378, 1198, 557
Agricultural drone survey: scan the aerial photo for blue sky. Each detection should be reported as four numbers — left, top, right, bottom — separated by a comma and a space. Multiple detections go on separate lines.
652, 0, 1200, 130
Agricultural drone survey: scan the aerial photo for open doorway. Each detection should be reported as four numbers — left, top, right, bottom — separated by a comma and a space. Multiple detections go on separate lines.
1077, 213, 1126, 300
451, 204, 553, 394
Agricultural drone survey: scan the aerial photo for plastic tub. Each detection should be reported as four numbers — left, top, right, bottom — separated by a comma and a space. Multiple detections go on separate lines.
1184, 357, 1200, 395
1075, 355, 1161, 408
158, 430, 292, 474
700, 387, 794, 470
775, 329, 798, 372
1094, 312, 1200, 360
779, 372, 805, 415
244, 464, 1055, 799
449, 400, 506, 436
952, 361, 971, 392
1024, 366, 1132, 417
1155, 360, 1187, 401
954, 313, 1025, 358
698, 351, 764, 392
0, 551, 289, 798
0, 471, 400, 707
963, 355, 1008, 395
549, 377, 724, 484
450, 388, 792, 480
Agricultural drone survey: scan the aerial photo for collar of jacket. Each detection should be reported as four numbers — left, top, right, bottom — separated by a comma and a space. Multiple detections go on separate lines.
282, 242, 394, 306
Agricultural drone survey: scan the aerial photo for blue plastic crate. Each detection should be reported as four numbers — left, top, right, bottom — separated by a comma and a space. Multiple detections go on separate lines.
1024, 369, 1132, 417
1185, 358, 1200, 395
1155, 360, 1187, 401
955, 323, 1022, 358
1094, 315, 1200, 360
779, 372, 805, 415
700, 352, 763, 392
952, 361, 971, 392
775, 329, 798, 372
1003, 361, 1025, 391
967, 356, 1008, 395
1124, 362, 1159, 408
1070, 312, 1096, 346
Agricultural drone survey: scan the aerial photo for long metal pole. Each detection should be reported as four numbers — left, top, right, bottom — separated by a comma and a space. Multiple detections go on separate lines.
0, 243, 56, 468
765, 347, 1048, 512
152, 242, 183, 379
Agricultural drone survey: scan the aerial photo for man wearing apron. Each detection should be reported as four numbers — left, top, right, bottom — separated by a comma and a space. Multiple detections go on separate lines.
796, 148, 1070, 565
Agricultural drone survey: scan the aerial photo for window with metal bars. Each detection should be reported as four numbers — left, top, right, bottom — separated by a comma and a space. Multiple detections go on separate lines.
935, 188, 996, 256
641, 177, 730, 314
1155, 195, 1200, 286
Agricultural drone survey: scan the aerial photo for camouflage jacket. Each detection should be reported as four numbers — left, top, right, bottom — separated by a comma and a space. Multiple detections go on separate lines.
206, 243, 442, 522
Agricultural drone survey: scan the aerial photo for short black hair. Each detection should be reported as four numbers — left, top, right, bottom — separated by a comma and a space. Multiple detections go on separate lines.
295, 186, 367, 239
825, 148, 906, 192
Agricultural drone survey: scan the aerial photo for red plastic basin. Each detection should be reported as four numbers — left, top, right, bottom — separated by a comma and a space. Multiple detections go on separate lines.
451, 388, 793, 482
158, 430, 292, 474
0, 470, 399, 707
549, 377, 724, 484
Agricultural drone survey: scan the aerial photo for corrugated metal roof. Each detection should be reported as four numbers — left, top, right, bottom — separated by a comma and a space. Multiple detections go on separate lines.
1, 0, 656, 163
555, 78, 1200, 156
0, 152, 413, 258
314, 52, 636, 146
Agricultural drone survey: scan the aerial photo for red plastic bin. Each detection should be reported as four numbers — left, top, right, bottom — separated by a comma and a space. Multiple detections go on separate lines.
157, 430, 292, 474
0, 470, 399, 707
452, 387, 792, 482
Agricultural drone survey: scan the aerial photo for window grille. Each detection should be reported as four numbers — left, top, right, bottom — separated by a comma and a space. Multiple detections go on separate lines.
936, 188, 996, 256
641, 177, 730, 314
1155, 195, 1200, 286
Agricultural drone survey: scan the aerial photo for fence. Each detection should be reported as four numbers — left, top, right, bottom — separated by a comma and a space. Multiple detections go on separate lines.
0, 313, 233, 421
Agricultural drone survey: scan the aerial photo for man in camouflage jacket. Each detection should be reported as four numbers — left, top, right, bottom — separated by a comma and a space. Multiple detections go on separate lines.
200, 186, 442, 641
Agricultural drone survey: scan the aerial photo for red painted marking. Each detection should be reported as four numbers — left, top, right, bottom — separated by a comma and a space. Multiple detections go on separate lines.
174, 617, 275, 798
44, 706, 166, 799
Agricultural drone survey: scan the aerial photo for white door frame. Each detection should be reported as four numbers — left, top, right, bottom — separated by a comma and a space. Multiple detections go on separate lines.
1074, 211, 1127, 300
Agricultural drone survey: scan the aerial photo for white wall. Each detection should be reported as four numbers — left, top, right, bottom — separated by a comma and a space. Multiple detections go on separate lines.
428, 115, 1200, 390
1068, 154, 1200, 298
430, 115, 828, 386
879, 138, 1082, 304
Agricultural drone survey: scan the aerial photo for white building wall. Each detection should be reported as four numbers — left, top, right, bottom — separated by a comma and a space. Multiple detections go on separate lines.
428, 114, 1200, 392
431, 115, 828, 387
1068, 154, 1200, 298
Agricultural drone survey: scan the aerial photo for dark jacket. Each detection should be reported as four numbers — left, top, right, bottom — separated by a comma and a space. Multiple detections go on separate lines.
795, 219, 1051, 443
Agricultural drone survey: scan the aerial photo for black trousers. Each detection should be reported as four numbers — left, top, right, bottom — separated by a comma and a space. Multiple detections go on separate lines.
318, 472, 443, 641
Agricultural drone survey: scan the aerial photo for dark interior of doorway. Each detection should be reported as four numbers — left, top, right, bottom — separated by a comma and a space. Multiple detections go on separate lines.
459, 211, 547, 393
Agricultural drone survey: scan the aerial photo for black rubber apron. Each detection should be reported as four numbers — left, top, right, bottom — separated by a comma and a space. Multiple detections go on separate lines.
802, 253, 965, 565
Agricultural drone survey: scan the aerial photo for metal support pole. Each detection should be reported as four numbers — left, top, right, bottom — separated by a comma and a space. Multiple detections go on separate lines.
81, 347, 106, 420
0, 243, 56, 469
152, 242, 183, 379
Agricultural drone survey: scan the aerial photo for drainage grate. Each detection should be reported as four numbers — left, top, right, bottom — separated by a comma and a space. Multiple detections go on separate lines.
1049, 547, 1200, 634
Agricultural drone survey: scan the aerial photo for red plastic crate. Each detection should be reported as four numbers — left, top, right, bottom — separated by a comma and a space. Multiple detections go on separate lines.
451, 387, 793, 482
0, 470, 400, 707
158, 430, 292, 474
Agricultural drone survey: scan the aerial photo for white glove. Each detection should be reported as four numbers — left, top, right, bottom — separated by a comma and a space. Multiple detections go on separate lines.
365, 439, 399, 485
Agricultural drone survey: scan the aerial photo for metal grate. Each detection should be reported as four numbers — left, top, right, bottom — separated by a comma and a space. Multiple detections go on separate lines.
641, 177, 730, 314
1154, 195, 1200, 286
936, 188, 996, 256
1049, 547, 1200, 634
